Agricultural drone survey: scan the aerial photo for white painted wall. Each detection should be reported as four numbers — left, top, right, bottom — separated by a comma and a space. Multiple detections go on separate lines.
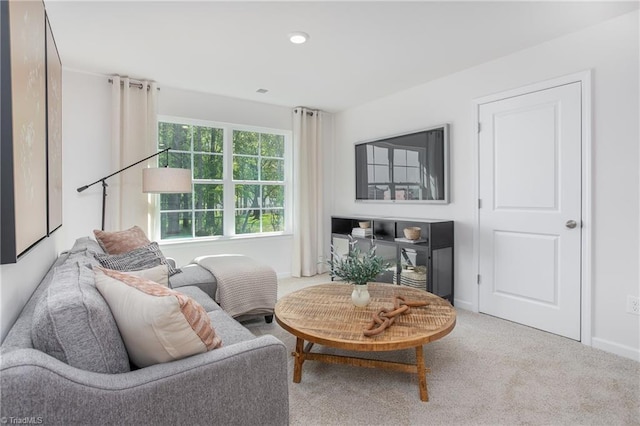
158, 86, 292, 131
61, 70, 113, 248
331, 11, 639, 359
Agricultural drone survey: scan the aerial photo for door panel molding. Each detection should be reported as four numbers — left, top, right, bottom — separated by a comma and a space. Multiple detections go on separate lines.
471, 70, 592, 345
493, 230, 559, 305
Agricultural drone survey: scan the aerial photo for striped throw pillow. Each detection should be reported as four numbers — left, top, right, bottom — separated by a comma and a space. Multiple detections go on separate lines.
94, 242, 181, 276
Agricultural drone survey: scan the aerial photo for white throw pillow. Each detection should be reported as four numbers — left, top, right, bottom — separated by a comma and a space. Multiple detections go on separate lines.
120, 264, 169, 287
94, 267, 222, 368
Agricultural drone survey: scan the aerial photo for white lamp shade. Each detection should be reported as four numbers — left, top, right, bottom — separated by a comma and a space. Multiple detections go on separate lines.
142, 168, 192, 193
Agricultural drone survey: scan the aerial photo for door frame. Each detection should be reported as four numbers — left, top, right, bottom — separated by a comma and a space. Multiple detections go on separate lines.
471, 70, 592, 345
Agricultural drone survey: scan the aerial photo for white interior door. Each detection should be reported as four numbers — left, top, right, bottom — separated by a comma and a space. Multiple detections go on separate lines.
478, 82, 582, 340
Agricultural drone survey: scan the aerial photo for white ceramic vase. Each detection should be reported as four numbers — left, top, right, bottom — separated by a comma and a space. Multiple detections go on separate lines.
351, 283, 370, 307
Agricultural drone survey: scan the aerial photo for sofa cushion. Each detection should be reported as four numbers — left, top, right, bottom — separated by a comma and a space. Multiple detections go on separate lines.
94, 268, 222, 368
207, 310, 257, 346
94, 242, 180, 276
173, 285, 221, 312
31, 262, 131, 374
93, 225, 151, 254
169, 264, 217, 298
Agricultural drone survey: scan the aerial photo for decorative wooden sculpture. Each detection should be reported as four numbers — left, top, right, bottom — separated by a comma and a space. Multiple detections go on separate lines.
363, 296, 428, 337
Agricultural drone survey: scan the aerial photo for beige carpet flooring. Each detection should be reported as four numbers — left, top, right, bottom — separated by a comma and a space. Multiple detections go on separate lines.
243, 274, 640, 426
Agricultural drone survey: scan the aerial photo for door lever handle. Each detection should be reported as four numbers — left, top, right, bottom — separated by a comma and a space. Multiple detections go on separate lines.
565, 220, 578, 229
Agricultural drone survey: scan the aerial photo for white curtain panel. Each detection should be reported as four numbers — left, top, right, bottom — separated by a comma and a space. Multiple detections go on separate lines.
109, 76, 158, 234
292, 107, 325, 277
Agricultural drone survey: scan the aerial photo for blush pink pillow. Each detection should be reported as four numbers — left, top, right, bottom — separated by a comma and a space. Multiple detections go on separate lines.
94, 226, 151, 254
94, 267, 222, 367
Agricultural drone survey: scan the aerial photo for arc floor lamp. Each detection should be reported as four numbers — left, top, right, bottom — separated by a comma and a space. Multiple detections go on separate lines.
77, 147, 192, 230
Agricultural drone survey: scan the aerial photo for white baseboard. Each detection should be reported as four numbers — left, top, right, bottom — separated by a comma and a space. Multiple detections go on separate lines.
277, 272, 292, 279
453, 298, 476, 312
591, 337, 640, 362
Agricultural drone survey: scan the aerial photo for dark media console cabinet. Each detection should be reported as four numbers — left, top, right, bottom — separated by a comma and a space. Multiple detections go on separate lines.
330, 216, 454, 304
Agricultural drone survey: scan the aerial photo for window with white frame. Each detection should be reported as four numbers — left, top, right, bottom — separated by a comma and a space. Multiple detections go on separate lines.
157, 118, 291, 240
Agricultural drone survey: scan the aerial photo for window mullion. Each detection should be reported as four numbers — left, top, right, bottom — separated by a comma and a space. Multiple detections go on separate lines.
190, 126, 196, 239
259, 184, 263, 233
258, 133, 262, 182
284, 132, 293, 234
224, 126, 235, 236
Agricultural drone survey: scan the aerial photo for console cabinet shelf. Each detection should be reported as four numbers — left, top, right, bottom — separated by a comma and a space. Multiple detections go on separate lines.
330, 216, 454, 304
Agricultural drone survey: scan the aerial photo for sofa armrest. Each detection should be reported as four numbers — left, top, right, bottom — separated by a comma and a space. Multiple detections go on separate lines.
165, 257, 177, 269
0, 335, 289, 425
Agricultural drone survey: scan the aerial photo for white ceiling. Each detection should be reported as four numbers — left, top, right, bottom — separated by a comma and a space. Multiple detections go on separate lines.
44, 1, 639, 113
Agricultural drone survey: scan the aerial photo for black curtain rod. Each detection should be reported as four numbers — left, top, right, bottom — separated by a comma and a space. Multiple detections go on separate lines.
294, 108, 316, 116
108, 78, 160, 91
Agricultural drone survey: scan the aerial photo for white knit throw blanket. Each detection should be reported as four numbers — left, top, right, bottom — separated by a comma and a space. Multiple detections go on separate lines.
192, 255, 277, 318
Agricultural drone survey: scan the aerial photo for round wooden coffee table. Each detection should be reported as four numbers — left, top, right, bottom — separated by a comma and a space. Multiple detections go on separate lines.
274, 282, 456, 401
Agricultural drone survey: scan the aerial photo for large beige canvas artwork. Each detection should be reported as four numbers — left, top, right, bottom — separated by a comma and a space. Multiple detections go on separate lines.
9, 0, 48, 255
47, 15, 62, 234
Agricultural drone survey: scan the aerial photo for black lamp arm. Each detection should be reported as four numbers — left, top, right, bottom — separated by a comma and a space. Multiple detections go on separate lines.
76, 147, 171, 193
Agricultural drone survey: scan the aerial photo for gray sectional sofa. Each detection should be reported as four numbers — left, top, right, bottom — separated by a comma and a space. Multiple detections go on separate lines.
0, 238, 289, 425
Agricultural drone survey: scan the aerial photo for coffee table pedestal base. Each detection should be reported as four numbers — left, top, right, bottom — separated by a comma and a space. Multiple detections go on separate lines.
291, 337, 432, 402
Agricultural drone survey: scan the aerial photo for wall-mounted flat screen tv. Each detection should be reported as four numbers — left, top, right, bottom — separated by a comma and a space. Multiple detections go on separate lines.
355, 124, 449, 203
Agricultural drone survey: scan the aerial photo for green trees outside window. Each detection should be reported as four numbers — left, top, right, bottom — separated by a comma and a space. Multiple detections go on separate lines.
157, 120, 288, 240
233, 130, 285, 234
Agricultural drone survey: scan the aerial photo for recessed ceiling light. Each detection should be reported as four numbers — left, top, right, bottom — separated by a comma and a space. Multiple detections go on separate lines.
288, 31, 309, 44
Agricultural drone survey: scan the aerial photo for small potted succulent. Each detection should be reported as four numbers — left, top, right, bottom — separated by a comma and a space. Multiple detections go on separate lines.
326, 237, 390, 306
